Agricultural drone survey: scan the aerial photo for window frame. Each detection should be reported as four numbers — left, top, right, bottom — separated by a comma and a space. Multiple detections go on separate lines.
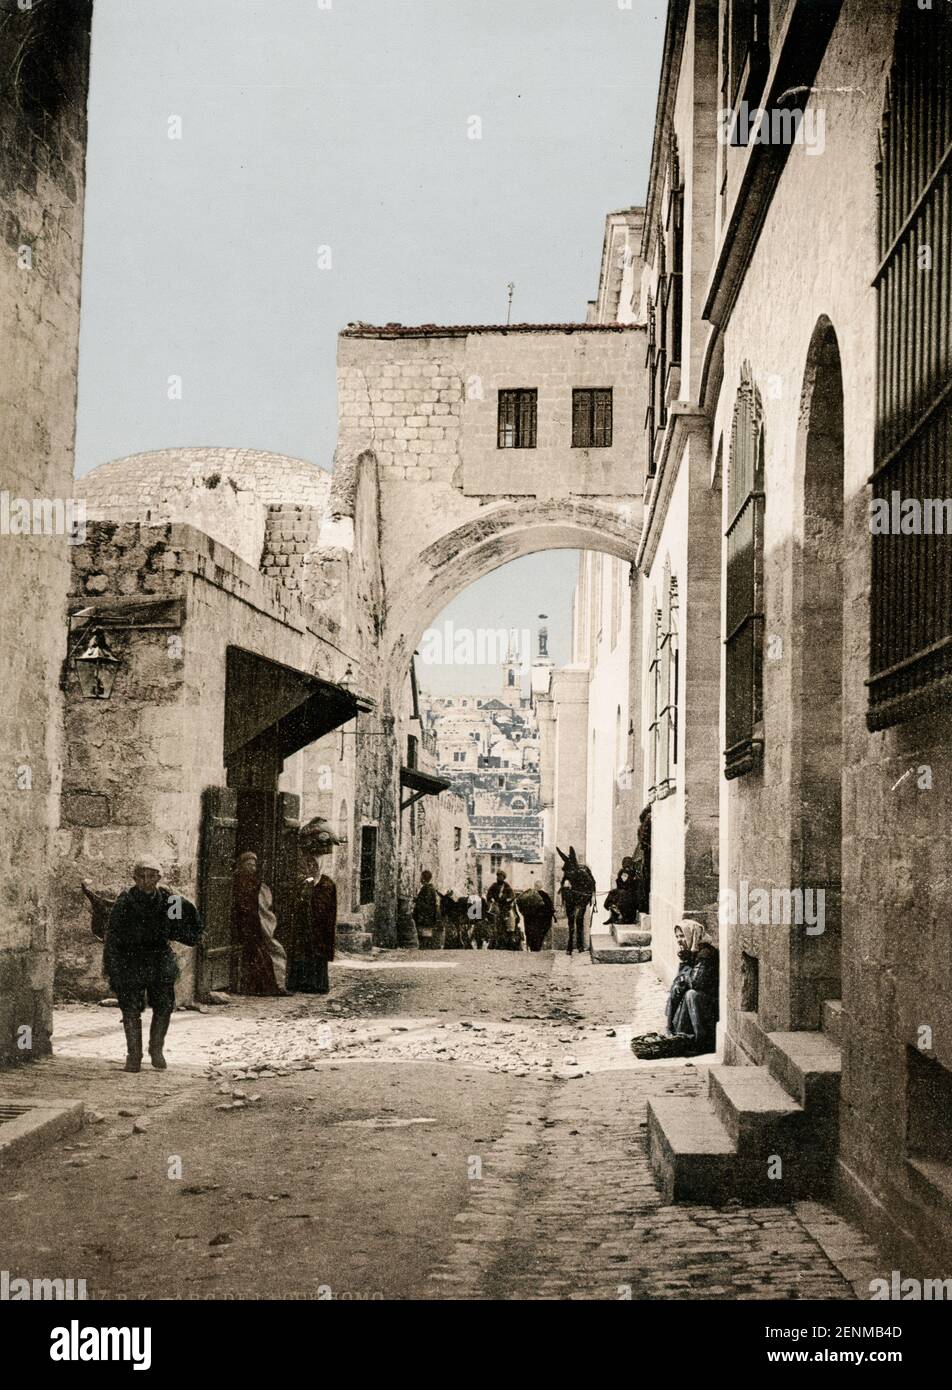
571, 387, 613, 449
724, 365, 766, 780
497, 388, 538, 449
867, 0, 952, 730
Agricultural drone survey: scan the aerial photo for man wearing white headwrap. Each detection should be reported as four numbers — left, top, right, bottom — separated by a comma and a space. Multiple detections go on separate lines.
104, 857, 202, 1072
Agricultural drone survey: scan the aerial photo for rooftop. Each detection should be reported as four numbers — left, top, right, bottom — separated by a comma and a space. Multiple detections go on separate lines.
340, 321, 641, 339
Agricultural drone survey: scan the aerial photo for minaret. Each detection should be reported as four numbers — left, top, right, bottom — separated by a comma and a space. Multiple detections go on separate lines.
530, 613, 553, 707
502, 627, 522, 705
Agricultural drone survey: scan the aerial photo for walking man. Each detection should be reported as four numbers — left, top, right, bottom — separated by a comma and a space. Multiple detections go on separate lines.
104, 856, 203, 1072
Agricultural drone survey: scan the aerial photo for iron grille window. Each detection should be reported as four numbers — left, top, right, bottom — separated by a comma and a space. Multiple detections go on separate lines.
572, 388, 613, 448
868, 0, 952, 730
497, 389, 537, 448
724, 366, 765, 779
359, 824, 377, 904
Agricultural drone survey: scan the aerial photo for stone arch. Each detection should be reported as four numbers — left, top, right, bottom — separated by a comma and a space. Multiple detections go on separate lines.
789, 314, 845, 1027
380, 497, 641, 713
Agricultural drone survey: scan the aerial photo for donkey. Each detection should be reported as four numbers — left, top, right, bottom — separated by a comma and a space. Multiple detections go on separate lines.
557, 846, 596, 956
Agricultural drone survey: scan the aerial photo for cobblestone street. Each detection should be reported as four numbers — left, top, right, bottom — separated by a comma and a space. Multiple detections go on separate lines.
0, 952, 880, 1301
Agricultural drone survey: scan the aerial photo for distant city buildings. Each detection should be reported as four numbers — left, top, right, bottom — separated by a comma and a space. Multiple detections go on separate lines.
420, 630, 550, 891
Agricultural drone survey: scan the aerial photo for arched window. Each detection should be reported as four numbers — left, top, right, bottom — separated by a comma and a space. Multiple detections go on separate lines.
868, 0, 952, 729
724, 363, 765, 778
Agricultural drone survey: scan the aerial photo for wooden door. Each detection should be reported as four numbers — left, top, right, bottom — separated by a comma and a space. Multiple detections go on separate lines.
271, 792, 301, 946
197, 786, 238, 995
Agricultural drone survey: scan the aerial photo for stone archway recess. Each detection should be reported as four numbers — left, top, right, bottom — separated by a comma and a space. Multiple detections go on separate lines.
789, 315, 845, 1028
372, 493, 642, 944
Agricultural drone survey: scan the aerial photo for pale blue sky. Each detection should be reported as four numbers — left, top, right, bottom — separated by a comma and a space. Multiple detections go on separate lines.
75, 0, 664, 689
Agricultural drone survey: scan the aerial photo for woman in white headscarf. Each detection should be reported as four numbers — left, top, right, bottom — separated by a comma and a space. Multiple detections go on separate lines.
665, 919, 706, 1036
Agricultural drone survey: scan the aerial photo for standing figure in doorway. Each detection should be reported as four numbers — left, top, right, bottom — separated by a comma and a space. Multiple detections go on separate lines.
103, 856, 203, 1072
286, 817, 340, 995
231, 852, 287, 995
557, 846, 596, 956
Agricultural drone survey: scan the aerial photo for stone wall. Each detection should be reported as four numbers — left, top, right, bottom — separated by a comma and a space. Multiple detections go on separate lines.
710, 0, 952, 1271
0, 0, 92, 1061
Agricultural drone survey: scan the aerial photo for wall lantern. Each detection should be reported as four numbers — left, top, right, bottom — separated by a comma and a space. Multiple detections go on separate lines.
74, 627, 121, 700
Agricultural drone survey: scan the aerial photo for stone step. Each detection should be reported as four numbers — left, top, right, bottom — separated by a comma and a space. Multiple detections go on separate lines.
647, 1092, 834, 1205
822, 999, 844, 1048
646, 1096, 736, 1204
707, 1064, 803, 1148
337, 927, 374, 954
612, 924, 651, 947
589, 932, 651, 964
765, 1029, 841, 1111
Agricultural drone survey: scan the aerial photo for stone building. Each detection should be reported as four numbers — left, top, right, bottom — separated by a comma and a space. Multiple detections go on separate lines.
641, 0, 952, 1275
0, 1, 93, 1061
57, 447, 378, 997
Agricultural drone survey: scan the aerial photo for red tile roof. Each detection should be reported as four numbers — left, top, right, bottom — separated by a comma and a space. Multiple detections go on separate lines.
340, 321, 640, 338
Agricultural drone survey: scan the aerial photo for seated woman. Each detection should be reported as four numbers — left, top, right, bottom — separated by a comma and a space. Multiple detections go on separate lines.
670, 931, 719, 1054
665, 919, 704, 1034
604, 857, 641, 926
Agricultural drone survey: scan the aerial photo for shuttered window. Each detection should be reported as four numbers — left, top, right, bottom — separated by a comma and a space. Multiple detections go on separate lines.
724, 366, 765, 779
572, 388, 613, 448
868, 0, 952, 730
497, 389, 537, 448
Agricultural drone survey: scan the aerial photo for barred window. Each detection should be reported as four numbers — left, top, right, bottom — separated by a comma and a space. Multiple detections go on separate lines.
648, 564, 679, 800
497, 388, 537, 448
724, 365, 765, 780
572, 388, 613, 448
868, 0, 952, 730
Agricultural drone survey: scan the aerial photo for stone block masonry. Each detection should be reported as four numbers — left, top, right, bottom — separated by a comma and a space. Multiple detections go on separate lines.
0, 0, 93, 1062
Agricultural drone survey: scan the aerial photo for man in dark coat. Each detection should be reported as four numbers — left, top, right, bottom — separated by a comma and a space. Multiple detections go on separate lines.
104, 856, 202, 1072
486, 870, 518, 949
286, 817, 339, 994
413, 869, 442, 948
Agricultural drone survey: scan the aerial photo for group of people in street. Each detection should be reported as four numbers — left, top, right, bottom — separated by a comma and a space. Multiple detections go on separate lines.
92, 815, 342, 1073
416, 868, 556, 951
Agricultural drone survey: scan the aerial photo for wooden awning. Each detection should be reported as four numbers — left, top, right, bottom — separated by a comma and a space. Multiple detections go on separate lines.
400, 765, 451, 813
224, 646, 370, 763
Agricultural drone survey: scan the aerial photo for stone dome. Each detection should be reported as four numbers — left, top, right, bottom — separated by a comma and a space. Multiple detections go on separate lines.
77, 447, 332, 568
79, 446, 331, 512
